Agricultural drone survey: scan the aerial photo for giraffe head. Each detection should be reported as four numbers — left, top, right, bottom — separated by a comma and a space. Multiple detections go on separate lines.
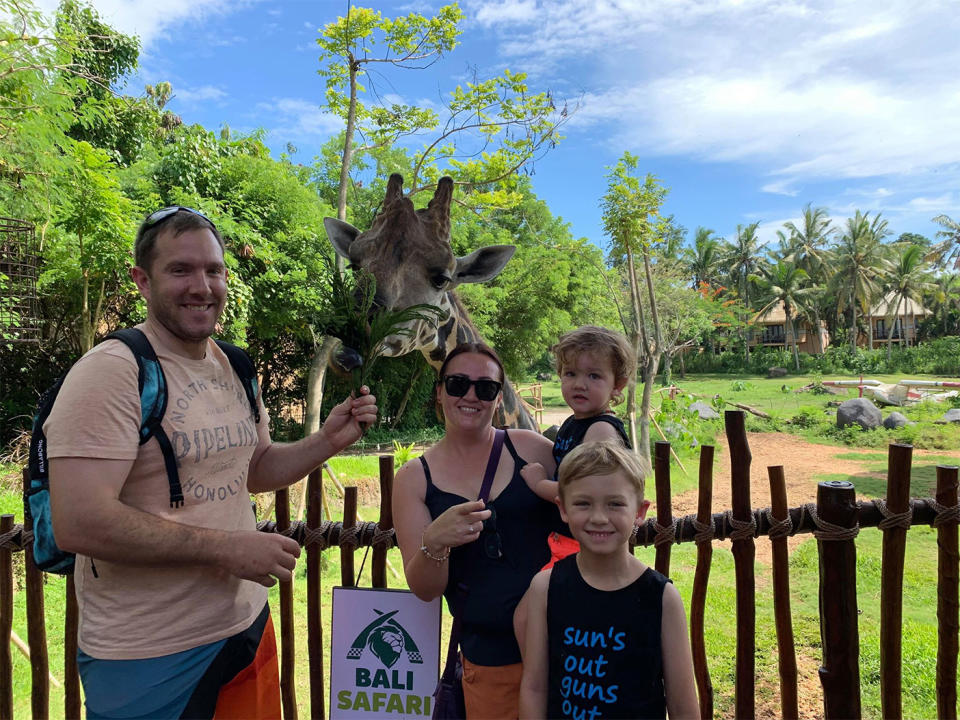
324, 174, 516, 358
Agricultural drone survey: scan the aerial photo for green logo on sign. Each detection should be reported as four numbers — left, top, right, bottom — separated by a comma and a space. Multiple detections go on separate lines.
346, 609, 424, 668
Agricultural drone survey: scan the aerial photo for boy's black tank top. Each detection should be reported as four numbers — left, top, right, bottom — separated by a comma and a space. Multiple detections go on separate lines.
547, 555, 669, 719
552, 414, 630, 473
421, 430, 563, 666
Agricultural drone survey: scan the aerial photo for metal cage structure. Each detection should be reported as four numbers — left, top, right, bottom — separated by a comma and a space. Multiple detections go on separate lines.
0, 216, 40, 343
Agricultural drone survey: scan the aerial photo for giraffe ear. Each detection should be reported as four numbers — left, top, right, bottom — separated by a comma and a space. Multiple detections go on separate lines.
453, 245, 516, 286
324, 217, 361, 260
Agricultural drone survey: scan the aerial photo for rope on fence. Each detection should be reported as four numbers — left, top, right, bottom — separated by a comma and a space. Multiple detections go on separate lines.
875, 498, 914, 530
805, 502, 860, 541
764, 507, 793, 540
0, 527, 20, 550
927, 497, 960, 528
654, 519, 679, 547
692, 517, 715, 544
724, 509, 758, 541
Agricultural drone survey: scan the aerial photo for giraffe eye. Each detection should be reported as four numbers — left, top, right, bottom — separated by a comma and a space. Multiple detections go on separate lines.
431, 274, 450, 290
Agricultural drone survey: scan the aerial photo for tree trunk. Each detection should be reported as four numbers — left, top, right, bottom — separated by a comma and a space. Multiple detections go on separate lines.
637, 355, 658, 462
305, 336, 338, 435
887, 297, 902, 361
679, 349, 686, 379
787, 309, 800, 371
661, 352, 673, 386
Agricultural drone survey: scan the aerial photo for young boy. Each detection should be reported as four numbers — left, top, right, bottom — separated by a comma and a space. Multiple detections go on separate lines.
521, 325, 634, 507
518, 442, 699, 720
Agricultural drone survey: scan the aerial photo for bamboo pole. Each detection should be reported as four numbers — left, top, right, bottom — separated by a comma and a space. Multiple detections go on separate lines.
275, 488, 298, 720
373, 457, 395, 589
936, 464, 959, 720
880, 443, 912, 720
817, 480, 861, 720
305, 468, 325, 720
341, 487, 358, 587
64, 577, 80, 719
768, 465, 798, 720
22, 469, 49, 720
1, 514, 13, 720
654, 441, 673, 576
8, 632, 60, 687
725, 411, 755, 720
690, 446, 714, 720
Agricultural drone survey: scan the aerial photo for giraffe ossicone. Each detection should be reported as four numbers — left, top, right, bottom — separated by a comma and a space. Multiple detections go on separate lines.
323, 173, 538, 430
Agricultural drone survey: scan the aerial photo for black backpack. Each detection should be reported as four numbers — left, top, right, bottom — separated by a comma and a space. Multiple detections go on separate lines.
25, 328, 261, 574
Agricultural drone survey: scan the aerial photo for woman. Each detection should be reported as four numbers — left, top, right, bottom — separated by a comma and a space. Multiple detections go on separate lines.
393, 342, 559, 719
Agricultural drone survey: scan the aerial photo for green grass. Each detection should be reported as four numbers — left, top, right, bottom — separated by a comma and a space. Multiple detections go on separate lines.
817, 453, 959, 498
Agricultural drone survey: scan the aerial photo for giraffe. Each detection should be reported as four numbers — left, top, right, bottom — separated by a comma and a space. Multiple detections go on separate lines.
323, 173, 539, 430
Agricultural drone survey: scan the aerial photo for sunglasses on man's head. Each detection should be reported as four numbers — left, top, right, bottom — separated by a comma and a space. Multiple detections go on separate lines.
142, 206, 215, 231
442, 375, 502, 402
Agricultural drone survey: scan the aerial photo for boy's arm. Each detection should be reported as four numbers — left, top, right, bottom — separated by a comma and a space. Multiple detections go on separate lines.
661, 583, 700, 719
519, 570, 551, 719
519, 462, 559, 503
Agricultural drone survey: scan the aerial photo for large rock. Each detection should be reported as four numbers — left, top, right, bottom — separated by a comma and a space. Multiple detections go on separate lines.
936, 408, 960, 425
883, 412, 914, 429
836, 398, 883, 430
687, 401, 720, 420
767, 366, 788, 378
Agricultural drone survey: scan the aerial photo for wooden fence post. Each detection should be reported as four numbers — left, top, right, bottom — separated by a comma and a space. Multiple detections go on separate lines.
936, 464, 959, 720
22, 469, 49, 720
654, 441, 674, 577
1, 514, 14, 720
880, 443, 912, 720
725, 410, 755, 720
341, 488, 358, 587
816, 479, 860, 720
306, 468, 325, 720
373, 457, 394, 589
64, 577, 80, 720
768, 466, 798, 720
690, 446, 714, 720
275, 488, 298, 720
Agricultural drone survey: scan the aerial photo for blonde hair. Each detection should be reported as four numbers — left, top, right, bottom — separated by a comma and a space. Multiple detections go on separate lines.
557, 441, 649, 501
552, 326, 635, 405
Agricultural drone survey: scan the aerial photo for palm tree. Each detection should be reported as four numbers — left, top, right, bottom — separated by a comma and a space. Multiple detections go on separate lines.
927, 273, 960, 336
830, 211, 891, 352
782, 203, 833, 279
750, 261, 815, 370
686, 226, 721, 290
927, 214, 960, 269
883, 244, 935, 358
726, 222, 761, 362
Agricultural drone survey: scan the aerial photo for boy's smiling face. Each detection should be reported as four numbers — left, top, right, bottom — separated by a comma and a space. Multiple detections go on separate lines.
558, 470, 650, 554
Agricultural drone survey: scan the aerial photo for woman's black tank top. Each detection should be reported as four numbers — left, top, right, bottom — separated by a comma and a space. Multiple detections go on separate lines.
546, 555, 669, 719
421, 430, 561, 666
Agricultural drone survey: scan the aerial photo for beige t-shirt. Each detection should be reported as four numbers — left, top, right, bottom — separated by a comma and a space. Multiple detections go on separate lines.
44, 324, 271, 659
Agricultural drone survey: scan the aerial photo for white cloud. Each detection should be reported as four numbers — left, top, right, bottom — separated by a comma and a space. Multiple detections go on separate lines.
173, 85, 228, 105
257, 98, 343, 140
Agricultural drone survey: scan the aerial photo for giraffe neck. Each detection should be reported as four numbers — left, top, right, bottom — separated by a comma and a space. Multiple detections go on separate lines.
418, 293, 538, 431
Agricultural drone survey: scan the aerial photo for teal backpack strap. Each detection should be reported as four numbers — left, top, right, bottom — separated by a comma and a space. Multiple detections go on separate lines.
215, 340, 261, 424
105, 329, 184, 508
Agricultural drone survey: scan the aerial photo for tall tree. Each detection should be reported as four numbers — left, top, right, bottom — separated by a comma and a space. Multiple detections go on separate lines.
750, 261, 814, 370
602, 152, 669, 460
884, 243, 934, 357
726, 222, 761, 363
831, 210, 890, 352
686, 226, 721, 290
928, 214, 960, 269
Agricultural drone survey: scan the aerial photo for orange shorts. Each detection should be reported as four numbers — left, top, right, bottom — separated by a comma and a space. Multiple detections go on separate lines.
461, 656, 523, 719
541, 532, 580, 571
213, 614, 281, 719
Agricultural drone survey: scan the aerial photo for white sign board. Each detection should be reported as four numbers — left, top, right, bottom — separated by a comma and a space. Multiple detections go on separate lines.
330, 587, 442, 719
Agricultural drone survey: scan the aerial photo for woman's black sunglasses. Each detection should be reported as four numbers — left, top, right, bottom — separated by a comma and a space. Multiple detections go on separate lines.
142, 206, 215, 231
442, 375, 502, 402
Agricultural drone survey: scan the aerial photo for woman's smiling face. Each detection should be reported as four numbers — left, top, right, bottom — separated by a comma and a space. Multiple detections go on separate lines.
438, 352, 503, 430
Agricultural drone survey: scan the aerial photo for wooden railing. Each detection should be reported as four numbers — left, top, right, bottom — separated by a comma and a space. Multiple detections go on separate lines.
2, 413, 958, 719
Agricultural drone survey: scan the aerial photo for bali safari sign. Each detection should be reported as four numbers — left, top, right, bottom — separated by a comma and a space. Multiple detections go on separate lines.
331, 587, 441, 718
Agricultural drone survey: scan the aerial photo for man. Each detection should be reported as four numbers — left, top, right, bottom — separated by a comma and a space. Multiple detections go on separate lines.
46, 206, 377, 719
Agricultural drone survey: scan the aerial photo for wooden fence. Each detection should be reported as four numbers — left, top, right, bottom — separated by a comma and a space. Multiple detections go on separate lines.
1, 410, 958, 719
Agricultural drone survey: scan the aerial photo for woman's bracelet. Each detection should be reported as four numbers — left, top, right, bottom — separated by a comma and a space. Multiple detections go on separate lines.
420, 533, 450, 566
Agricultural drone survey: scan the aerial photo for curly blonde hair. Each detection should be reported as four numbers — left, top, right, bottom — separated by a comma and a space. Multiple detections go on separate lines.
552, 325, 635, 405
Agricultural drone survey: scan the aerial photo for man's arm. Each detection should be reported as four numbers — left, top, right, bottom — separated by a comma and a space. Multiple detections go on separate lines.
49, 457, 300, 587
246, 388, 377, 493
519, 570, 551, 719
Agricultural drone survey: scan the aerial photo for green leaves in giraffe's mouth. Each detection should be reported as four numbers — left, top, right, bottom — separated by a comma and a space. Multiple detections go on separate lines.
315, 253, 445, 397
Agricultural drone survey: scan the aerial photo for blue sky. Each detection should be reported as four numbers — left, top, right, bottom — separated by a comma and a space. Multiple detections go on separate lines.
38, 0, 960, 252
